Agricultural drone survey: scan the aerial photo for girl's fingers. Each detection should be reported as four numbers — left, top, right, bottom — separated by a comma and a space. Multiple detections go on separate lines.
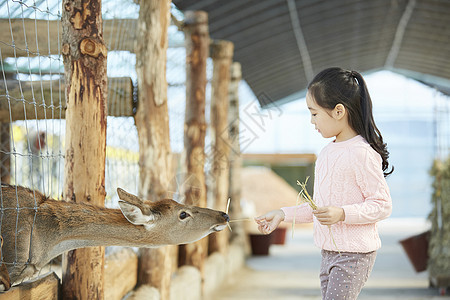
313, 210, 325, 215
257, 223, 273, 234
255, 210, 284, 234
314, 207, 328, 212
255, 216, 270, 224
255, 219, 267, 226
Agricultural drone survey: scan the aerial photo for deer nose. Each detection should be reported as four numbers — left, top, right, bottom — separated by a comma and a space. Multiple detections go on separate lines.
222, 212, 230, 222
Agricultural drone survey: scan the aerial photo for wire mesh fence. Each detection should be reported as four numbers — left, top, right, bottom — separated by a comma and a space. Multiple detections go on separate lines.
0, 0, 65, 287
0, 0, 193, 288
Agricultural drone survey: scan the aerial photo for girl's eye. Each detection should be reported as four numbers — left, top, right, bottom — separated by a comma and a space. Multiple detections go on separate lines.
312, 113, 317, 117
179, 211, 190, 220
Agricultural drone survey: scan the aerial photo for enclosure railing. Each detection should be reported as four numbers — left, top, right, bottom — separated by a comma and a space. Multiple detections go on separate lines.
0, 0, 244, 298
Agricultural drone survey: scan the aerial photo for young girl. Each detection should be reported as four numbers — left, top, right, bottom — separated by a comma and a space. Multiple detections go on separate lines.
255, 67, 393, 300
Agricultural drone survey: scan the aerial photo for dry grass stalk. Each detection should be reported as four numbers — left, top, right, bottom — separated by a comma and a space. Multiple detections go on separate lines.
293, 177, 315, 236
229, 218, 253, 223
226, 199, 255, 227
226, 197, 233, 231
295, 177, 341, 255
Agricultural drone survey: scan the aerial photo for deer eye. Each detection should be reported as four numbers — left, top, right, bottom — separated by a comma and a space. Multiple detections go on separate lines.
179, 211, 190, 220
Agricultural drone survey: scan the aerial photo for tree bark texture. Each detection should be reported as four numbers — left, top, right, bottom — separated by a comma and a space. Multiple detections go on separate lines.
134, 0, 174, 298
61, 0, 107, 299
208, 40, 234, 255
178, 11, 209, 273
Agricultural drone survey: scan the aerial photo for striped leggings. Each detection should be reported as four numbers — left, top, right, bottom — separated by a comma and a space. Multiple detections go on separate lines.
320, 249, 377, 300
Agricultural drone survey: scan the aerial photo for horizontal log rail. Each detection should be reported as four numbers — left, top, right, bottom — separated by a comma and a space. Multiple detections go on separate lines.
0, 19, 136, 58
0, 18, 185, 59
0, 77, 133, 121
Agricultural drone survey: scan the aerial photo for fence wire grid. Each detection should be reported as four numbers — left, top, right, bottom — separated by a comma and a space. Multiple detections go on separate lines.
0, 0, 197, 285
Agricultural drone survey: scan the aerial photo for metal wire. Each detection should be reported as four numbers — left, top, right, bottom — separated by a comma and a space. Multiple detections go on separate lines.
0, 0, 199, 287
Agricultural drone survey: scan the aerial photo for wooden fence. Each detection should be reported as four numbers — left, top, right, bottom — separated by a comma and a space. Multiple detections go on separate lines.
0, 0, 246, 299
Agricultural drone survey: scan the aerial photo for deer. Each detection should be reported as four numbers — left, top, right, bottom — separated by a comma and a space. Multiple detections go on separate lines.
0, 184, 229, 291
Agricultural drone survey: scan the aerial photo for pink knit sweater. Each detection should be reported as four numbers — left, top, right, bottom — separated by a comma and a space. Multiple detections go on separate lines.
282, 135, 392, 253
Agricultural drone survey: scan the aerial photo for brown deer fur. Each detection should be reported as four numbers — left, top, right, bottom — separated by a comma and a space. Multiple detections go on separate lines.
0, 184, 228, 290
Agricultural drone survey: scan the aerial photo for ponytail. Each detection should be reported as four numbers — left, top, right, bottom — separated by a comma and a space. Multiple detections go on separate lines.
308, 67, 394, 177
352, 72, 393, 176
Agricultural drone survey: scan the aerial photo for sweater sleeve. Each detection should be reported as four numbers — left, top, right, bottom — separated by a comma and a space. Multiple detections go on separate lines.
341, 147, 392, 224
281, 203, 314, 223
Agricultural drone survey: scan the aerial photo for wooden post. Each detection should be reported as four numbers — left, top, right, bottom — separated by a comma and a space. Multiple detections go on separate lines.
61, 0, 108, 298
227, 62, 245, 243
208, 40, 234, 254
178, 11, 209, 272
134, 0, 173, 298
0, 123, 10, 183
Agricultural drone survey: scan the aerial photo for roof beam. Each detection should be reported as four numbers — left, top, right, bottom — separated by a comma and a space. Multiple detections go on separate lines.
286, 0, 313, 82
385, 0, 416, 68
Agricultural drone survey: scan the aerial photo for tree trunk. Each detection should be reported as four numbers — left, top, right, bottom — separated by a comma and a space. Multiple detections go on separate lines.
61, 0, 107, 299
178, 11, 209, 273
227, 62, 245, 243
208, 40, 234, 255
134, 0, 174, 298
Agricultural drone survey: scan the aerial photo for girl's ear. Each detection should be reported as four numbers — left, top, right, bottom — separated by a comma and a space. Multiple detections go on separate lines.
333, 104, 346, 120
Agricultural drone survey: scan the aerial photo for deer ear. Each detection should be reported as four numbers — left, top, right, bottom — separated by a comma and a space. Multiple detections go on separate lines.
118, 201, 155, 225
117, 188, 142, 206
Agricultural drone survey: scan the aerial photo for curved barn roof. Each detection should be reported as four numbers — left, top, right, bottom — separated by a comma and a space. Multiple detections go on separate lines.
173, 0, 450, 106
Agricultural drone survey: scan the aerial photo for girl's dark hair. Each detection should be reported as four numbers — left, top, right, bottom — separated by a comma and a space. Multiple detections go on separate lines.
307, 67, 393, 177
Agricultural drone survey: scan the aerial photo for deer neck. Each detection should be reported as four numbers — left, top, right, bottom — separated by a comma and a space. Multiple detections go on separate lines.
48, 200, 167, 252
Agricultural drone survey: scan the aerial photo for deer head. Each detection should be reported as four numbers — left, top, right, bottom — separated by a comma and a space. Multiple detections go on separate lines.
116, 188, 229, 245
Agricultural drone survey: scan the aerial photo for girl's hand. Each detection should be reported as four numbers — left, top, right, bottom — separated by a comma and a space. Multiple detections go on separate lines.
254, 210, 285, 234
313, 206, 345, 225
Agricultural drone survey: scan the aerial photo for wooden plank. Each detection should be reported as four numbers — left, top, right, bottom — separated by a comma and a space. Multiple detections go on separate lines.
0, 272, 59, 300
0, 18, 137, 58
0, 77, 133, 121
104, 248, 138, 300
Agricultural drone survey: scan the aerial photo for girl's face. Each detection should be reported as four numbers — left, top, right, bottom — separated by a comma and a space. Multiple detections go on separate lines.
306, 92, 343, 139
